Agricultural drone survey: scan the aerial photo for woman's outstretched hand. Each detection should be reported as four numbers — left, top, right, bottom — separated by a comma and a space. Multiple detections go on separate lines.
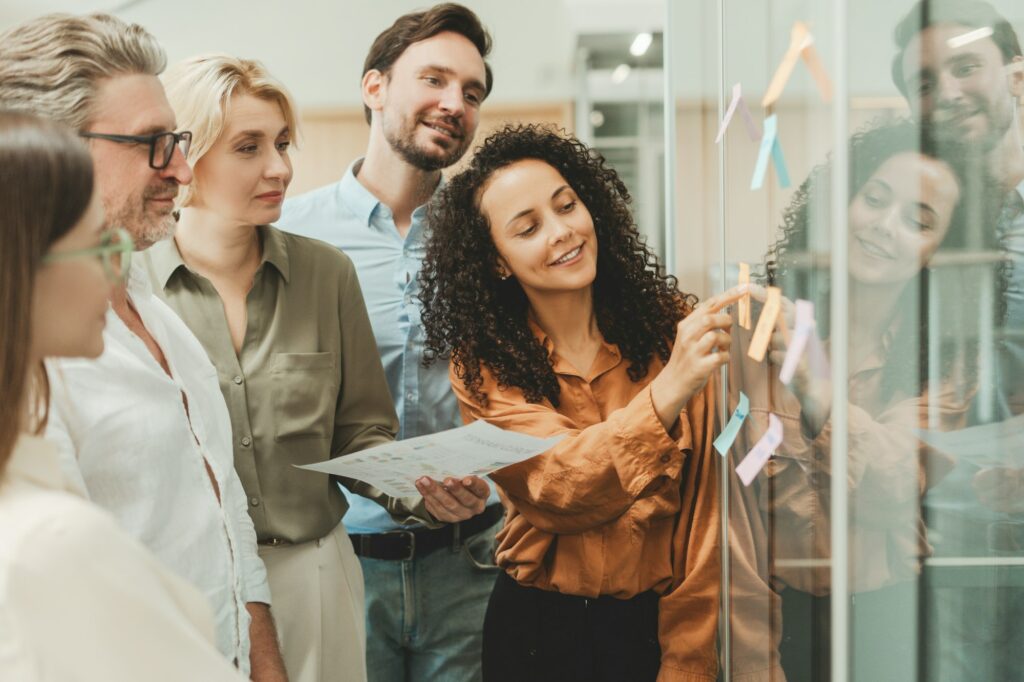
651, 284, 748, 430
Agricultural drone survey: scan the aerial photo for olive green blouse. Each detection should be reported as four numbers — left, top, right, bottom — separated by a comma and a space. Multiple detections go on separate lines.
141, 225, 431, 544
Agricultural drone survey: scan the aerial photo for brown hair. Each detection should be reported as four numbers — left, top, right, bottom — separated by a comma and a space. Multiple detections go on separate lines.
362, 2, 493, 124
0, 111, 96, 474
892, 0, 1022, 95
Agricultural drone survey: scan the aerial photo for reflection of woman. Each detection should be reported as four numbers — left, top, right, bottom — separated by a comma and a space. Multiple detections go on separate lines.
0, 111, 244, 680
420, 124, 746, 681
149, 56, 489, 682
733, 119, 1003, 680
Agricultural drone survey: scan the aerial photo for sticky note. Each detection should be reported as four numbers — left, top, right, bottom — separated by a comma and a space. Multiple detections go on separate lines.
737, 263, 752, 329
735, 413, 783, 486
714, 392, 750, 456
716, 83, 762, 144
750, 114, 790, 190
762, 21, 833, 107
779, 299, 815, 385
747, 286, 781, 362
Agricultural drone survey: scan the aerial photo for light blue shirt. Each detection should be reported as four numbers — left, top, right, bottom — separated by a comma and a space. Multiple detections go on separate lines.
279, 159, 498, 532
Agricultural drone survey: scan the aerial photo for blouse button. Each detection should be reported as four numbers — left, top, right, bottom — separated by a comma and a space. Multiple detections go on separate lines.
233, 375, 243, 385
660, 454, 671, 464
241, 436, 252, 447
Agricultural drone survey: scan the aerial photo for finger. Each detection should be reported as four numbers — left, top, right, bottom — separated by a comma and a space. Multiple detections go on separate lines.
714, 330, 732, 351
701, 284, 750, 313
461, 475, 491, 499
423, 497, 464, 523
696, 329, 719, 355
747, 283, 769, 303
442, 478, 487, 509
417, 478, 464, 516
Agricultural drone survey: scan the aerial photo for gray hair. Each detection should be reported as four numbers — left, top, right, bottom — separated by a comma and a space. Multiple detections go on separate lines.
0, 13, 166, 131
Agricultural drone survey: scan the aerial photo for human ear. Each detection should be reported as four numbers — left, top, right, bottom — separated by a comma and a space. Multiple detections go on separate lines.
361, 69, 387, 116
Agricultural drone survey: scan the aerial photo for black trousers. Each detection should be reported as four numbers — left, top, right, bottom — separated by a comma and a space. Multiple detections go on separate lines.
482, 571, 661, 682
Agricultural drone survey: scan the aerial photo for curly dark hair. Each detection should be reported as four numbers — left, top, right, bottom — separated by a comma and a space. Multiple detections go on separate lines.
420, 123, 695, 407
763, 117, 1007, 402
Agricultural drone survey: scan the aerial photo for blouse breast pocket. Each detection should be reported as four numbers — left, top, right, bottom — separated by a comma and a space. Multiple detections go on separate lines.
270, 352, 340, 441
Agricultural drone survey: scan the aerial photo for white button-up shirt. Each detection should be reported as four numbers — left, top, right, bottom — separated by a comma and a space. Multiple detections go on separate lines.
45, 263, 269, 673
0, 435, 246, 681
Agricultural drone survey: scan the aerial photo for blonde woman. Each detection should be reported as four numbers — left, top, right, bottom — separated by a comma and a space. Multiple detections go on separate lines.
147, 55, 491, 682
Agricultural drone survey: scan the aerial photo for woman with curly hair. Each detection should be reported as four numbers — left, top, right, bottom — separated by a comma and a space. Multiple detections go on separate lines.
420, 124, 746, 682
730, 118, 1005, 681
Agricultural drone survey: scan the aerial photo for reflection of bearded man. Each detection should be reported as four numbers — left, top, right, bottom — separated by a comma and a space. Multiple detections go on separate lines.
924, 65, 1018, 154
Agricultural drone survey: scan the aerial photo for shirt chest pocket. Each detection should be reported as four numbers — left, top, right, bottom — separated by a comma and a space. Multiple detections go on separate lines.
270, 352, 340, 441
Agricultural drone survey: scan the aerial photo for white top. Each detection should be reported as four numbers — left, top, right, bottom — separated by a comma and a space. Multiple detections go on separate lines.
0, 435, 246, 681
45, 263, 269, 673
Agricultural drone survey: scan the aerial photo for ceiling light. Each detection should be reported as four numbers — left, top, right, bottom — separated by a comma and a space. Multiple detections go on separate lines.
630, 32, 653, 57
611, 63, 632, 84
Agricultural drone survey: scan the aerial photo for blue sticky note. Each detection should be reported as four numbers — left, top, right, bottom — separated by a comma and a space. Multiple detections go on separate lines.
750, 114, 790, 189
714, 392, 750, 456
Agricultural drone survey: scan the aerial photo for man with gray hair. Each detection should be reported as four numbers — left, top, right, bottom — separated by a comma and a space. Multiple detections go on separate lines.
0, 13, 287, 680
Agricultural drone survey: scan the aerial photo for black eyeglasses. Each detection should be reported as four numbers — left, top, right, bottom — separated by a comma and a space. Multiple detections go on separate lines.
79, 130, 192, 170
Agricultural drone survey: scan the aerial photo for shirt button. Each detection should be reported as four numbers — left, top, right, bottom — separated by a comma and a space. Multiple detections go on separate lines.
660, 454, 671, 464
406, 392, 415, 401
241, 436, 252, 447
233, 375, 243, 385
249, 497, 260, 507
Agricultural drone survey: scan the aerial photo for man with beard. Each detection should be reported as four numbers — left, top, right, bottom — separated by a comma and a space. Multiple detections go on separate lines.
891, 3, 1024, 680
894, 0, 1024, 414
278, 4, 501, 681
0, 14, 287, 680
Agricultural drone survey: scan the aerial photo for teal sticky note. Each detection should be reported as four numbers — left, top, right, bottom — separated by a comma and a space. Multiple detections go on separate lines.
750, 114, 790, 189
771, 131, 791, 188
750, 115, 777, 190
714, 392, 750, 456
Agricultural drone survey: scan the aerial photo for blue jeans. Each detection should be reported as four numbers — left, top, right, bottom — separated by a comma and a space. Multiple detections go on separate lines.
360, 519, 500, 682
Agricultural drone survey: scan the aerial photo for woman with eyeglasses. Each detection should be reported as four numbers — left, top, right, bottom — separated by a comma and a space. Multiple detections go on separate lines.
0, 110, 245, 680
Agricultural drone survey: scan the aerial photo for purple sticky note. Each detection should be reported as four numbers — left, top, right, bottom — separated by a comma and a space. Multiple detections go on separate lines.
735, 414, 783, 486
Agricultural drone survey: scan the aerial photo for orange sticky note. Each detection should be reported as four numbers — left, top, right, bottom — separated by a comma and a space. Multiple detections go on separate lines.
747, 286, 782, 362
762, 22, 832, 107
762, 23, 808, 107
799, 39, 833, 103
738, 263, 752, 329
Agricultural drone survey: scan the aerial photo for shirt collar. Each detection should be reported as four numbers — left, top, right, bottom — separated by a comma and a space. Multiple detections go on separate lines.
5, 435, 77, 494
526, 315, 623, 380
145, 224, 291, 290
339, 158, 382, 228
338, 157, 443, 232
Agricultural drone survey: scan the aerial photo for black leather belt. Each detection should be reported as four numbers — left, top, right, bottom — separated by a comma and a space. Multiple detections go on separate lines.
350, 504, 504, 561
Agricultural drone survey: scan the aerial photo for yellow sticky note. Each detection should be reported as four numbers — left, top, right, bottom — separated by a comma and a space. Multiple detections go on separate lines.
762, 23, 809, 108
762, 22, 832, 107
738, 263, 752, 329
800, 40, 833, 103
747, 286, 781, 362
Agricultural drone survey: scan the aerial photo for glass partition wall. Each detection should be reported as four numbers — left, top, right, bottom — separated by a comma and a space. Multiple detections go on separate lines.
667, 1, 1024, 680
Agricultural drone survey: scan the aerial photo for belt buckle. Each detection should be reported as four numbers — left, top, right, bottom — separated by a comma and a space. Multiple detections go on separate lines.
401, 529, 416, 561
385, 529, 415, 561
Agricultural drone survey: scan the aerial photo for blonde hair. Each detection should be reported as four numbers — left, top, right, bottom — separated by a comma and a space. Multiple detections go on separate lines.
163, 54, 298, 207
0, 13, 166, 131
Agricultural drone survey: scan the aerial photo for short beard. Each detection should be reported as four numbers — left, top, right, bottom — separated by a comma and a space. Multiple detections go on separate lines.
384, 117, 470, 172
106, 196, 176, 251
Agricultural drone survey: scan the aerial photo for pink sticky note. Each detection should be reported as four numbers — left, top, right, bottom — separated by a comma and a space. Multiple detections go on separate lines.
716, 83, 762, 144
779, 299, 815, 385
735, 414, 783, 486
